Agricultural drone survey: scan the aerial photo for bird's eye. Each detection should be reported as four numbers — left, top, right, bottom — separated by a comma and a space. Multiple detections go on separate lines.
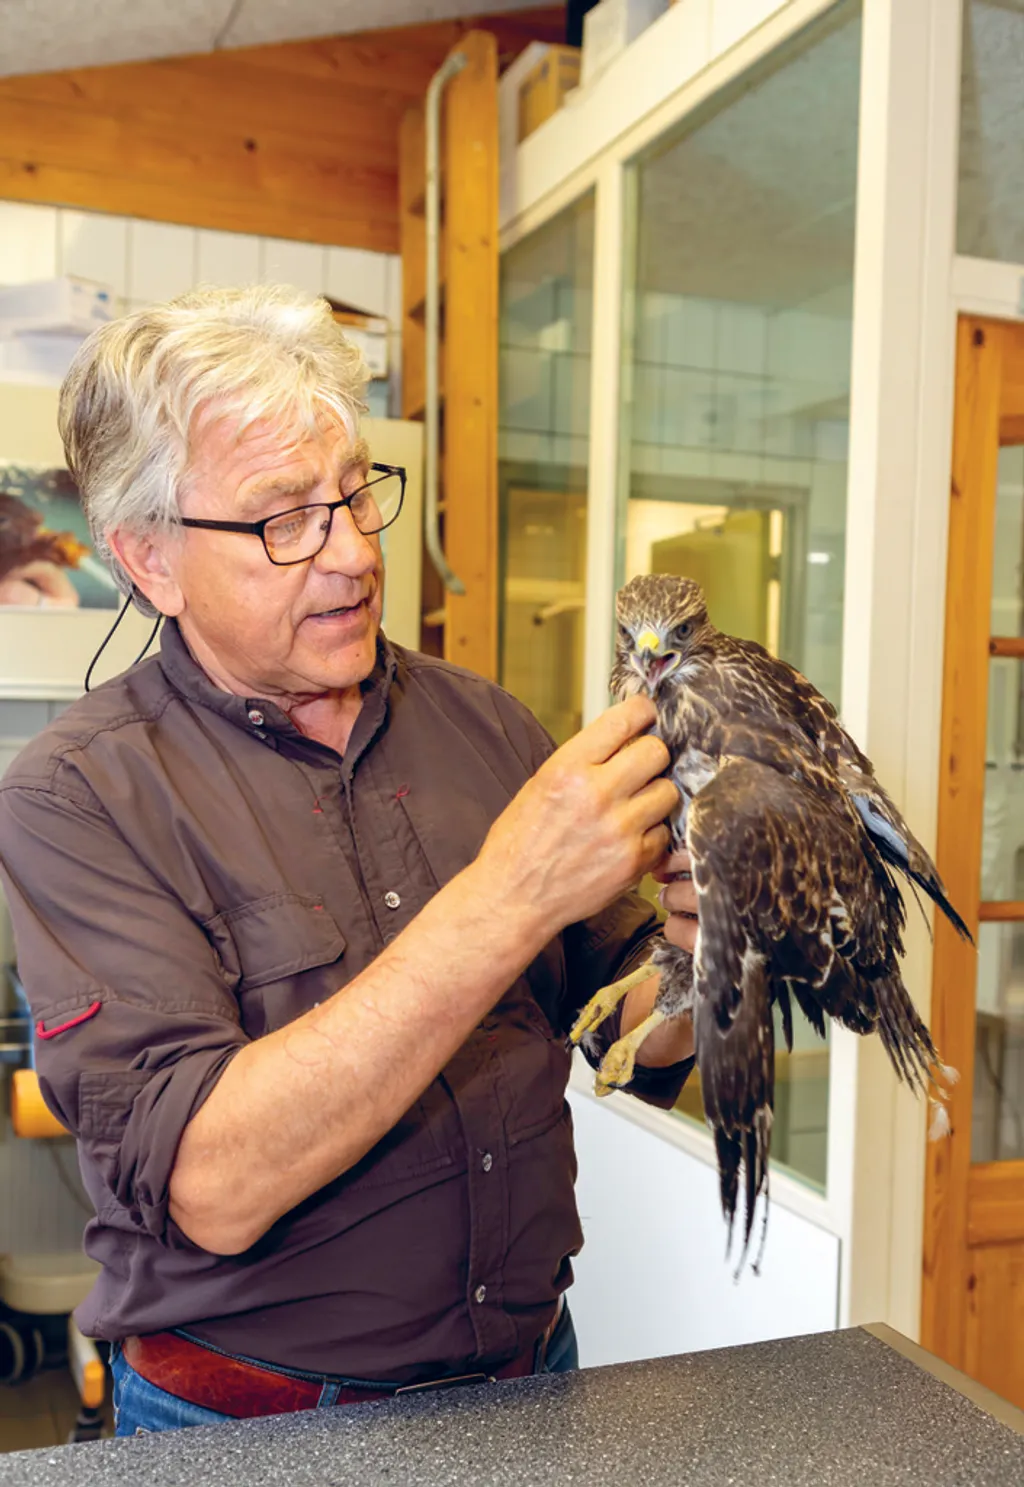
617, 623, 631, 645
675, 621, 692, 642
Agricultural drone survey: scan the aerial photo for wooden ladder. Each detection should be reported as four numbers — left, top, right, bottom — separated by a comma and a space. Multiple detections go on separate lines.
398, 30, 499, 680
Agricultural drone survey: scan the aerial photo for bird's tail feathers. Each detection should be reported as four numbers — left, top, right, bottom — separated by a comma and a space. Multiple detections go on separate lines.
871, 966, 957, 1121
696, 944, 774, 1276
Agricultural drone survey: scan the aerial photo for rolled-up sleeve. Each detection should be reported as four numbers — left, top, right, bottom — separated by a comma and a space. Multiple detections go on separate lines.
0, 783, 248, 1242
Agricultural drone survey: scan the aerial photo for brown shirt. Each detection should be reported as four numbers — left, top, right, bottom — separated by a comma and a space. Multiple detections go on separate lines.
0, 624, 690, 1379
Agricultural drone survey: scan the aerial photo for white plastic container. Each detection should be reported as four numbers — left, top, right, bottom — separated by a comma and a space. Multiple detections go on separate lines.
581, 0, 669, 87
0, 276, 114, 337
0, 1251, 99, 1315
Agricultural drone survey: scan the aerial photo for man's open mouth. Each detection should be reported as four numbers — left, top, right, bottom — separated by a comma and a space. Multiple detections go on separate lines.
311, 598, 366, 619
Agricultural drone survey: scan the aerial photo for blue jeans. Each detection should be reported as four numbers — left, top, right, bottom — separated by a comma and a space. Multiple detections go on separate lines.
111, 1307, 579, 1436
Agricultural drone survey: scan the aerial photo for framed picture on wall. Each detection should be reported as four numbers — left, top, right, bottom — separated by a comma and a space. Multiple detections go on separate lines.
0, 384, 426, 701
0, 463, 120, 611
0, 381, 155, 699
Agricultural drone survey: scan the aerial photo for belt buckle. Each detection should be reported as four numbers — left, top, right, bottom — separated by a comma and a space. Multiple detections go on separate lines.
394, 1371, 493, 1396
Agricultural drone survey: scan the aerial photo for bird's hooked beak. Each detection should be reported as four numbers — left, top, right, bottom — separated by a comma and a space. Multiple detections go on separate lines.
632, 627, 681, 695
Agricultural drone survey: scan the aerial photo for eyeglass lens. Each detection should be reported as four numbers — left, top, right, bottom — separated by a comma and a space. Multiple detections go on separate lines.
263, 470, 403, 562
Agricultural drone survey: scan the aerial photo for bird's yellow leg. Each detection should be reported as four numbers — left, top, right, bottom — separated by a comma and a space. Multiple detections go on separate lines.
594, 1009, 667, 1097
568, 960, 657, 1047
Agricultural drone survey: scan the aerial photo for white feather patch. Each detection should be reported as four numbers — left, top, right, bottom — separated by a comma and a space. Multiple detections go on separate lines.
928, 1100, 952, 1141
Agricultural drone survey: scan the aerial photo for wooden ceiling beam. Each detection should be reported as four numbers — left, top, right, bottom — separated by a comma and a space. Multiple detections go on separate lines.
0, 7, 565, 251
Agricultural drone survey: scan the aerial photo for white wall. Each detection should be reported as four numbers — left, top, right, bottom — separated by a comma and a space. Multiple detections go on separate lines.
568, 1082, 840, 1366
0, 200, 403, 415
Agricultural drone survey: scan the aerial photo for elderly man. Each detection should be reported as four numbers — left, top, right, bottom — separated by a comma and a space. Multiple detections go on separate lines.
0, 286, 697, 1436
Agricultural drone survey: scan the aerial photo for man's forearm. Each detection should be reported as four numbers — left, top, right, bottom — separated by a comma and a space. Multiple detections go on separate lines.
169, 858, 552, 1255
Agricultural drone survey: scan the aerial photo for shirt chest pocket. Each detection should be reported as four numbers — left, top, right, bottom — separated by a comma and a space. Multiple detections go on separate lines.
203, 896, 452, 1185
204, 894, 347, 1038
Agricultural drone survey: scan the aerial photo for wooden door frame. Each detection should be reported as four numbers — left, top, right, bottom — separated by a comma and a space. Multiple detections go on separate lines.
922, 313, 1024, 1370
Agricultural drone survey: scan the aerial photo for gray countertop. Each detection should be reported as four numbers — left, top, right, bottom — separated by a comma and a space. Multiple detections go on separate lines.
2, 1326, 1022, 1486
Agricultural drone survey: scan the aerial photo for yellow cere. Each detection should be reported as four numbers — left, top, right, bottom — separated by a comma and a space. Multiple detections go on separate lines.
637, 629, 662, 654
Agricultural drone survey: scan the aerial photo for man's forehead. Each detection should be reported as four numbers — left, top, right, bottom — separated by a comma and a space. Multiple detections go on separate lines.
191, 406, 366, 475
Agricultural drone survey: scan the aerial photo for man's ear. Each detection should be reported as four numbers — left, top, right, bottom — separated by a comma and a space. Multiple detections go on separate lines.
109, 526, 185, 617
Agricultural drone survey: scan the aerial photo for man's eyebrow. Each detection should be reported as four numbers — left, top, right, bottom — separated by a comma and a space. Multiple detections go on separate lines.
238, 472, 320, 518
240, 442, 372, 516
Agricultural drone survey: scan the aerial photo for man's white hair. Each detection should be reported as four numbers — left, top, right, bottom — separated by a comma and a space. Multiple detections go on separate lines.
58, 283, 368, 613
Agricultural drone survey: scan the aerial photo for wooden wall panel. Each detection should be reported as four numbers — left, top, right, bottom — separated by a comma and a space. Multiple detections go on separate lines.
443, 30, 500, 680
0, 7, 564, 251
962, 1244, 1024, 1409
922, 318, 1004, 1368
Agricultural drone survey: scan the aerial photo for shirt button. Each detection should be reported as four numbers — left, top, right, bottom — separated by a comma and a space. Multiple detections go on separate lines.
383, 891, 401, 910
474, 1285, 487, 1305
247, 708, 265, 727
481, 1152, 493, 1173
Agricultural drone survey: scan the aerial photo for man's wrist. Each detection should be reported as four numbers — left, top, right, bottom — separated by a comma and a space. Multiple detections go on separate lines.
458, 856, 558, 959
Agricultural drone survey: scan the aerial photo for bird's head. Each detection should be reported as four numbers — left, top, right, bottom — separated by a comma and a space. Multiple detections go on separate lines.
613, 574, 713, 698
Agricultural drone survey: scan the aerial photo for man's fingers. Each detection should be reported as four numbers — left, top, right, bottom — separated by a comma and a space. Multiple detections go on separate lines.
651, 849, 692, 883
664, 913, 699, 954
660, 877, 698, 916
625, 777, 679, 836
638, 823, 672, 874
601, 733, 670, 796
560, 697, 657, 767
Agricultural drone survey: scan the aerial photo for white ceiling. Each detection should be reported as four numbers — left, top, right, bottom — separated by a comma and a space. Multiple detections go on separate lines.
0, 1, 548, 78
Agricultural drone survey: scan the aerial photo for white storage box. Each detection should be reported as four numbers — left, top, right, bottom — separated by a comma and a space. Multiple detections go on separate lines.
0, 276, 114, 337
581, 0, 669, 87
329, 305, 389, 380
0, 331, 89, 386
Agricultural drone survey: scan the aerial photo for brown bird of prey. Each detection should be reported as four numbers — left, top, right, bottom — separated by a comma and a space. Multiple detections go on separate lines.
569, 573, 968, 1267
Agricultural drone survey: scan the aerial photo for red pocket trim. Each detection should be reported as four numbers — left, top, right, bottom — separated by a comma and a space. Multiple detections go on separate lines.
36, 1000, 102, 1040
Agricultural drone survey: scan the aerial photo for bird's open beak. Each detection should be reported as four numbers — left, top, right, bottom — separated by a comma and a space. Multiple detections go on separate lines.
632, 629, 681, 694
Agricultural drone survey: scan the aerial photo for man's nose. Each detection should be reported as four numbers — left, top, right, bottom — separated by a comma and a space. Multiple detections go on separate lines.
314, 504, 378, 576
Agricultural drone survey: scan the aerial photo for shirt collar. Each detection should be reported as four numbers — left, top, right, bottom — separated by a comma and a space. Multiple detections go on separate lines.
157, 618, 397, 752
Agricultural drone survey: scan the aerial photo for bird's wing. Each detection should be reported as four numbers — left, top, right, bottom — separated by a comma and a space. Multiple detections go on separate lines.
687, 756, 939, 1258
836, 762, 972, 942
721, 639, 971, 943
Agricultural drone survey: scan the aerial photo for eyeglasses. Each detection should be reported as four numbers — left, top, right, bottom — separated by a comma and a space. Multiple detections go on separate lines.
177, 462, 406, 566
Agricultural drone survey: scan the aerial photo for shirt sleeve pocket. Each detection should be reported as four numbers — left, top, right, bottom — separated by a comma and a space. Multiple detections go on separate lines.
205, 894, 346, 991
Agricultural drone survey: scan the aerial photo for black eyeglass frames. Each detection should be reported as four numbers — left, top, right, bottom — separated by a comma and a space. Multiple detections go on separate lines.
177, 462, 406, 567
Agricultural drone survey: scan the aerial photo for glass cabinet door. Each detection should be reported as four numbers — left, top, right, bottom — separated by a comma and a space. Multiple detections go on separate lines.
498, 194, 595, 744
619, 0, 865, 1189
976, 445, 1024, 1164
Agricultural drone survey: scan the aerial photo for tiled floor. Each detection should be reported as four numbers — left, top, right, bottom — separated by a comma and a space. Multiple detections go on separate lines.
0, 1368, 113, 1452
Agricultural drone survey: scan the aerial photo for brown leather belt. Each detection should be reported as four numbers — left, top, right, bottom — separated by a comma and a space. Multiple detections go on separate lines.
123, 1304, 563, 1420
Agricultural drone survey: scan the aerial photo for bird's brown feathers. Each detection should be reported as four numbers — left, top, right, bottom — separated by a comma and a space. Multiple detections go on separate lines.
612, 574, 965, 1264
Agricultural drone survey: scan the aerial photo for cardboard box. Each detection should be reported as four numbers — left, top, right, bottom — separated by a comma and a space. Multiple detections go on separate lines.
499, 39, 550, 220
518, 45, 582, 143
330, 305, 389, 380
581, 0, 668, 87
0, 276, 114, 337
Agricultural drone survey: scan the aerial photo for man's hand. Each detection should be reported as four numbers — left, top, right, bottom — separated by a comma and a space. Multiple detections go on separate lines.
477, 697, 679, 939
653, 849, 698, 953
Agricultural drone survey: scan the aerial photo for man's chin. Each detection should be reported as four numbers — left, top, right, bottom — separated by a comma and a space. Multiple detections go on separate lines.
298, 622, 379, 686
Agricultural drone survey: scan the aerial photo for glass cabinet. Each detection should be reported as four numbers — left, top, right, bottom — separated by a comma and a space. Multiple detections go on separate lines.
498, 194, 595, 744
497, 1, 868, 1193
615, 1, 863, 1189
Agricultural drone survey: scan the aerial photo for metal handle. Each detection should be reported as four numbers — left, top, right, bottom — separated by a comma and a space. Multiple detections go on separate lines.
424, 50, 467, 596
